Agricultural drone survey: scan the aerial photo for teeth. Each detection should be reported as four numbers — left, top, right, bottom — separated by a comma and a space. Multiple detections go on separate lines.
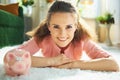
60, 39, 66, 40
58, 38, 67, 41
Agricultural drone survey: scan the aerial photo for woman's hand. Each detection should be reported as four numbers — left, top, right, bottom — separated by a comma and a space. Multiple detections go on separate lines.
49, 54, 74, 67
56, 61, 74, 69
31, 54, 74, 67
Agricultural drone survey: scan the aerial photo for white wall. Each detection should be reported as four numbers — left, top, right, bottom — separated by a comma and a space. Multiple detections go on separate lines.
31, 0, 41, 28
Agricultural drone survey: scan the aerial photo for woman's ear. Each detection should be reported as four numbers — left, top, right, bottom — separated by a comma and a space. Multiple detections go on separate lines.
48, 26, 51, 32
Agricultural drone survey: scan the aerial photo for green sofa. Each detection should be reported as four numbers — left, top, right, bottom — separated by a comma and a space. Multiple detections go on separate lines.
0, 7, 24, 48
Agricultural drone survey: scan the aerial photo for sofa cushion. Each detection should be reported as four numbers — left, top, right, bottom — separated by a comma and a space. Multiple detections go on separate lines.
0, 3, 19, 16
0, 10, 23, 28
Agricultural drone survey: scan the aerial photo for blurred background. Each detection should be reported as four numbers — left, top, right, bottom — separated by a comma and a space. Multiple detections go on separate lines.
0, 0, 120, 48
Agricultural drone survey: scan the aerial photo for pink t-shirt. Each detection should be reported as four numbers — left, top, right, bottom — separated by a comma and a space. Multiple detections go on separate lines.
18, 36, 110, 60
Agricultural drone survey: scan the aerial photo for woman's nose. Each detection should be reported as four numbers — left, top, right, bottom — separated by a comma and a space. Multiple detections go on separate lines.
59, 29, 67, 36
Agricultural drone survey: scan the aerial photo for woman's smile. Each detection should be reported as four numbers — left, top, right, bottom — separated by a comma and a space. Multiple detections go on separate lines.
57, 37, 68, 42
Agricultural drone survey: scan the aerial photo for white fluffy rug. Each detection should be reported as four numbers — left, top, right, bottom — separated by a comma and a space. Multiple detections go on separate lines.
0, 45, 120, 80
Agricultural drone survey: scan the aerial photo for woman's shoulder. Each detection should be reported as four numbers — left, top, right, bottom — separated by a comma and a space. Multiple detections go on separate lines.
74, 38, 97, 47
38, 35, 53, 45
42, 35, 52, 42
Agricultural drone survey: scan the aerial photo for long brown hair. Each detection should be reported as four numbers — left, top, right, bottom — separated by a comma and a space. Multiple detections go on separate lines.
26, 1, 97, 43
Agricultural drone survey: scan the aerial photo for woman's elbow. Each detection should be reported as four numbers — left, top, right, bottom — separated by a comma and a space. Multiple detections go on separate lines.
111, 62, 119, 72
108, 58, 119, 71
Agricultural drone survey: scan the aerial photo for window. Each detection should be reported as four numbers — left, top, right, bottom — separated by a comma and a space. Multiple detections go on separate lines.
78, 0, 100, 18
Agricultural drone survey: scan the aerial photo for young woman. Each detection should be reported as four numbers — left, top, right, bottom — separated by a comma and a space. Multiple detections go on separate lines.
5, 1, 119, 75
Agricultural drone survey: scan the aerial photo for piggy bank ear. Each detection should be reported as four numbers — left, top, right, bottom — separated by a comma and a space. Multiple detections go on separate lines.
7, 53, 14, 61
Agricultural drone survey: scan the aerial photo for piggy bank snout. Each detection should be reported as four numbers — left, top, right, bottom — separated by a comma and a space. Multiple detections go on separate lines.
11, 62, 27, 73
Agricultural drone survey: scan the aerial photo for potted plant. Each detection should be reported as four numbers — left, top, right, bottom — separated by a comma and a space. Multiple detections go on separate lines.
96, 12, 114, 24
21, 0, 34, 16
46, 0, 54, 3
22, 0, 34, 7
96, 12, 115, 46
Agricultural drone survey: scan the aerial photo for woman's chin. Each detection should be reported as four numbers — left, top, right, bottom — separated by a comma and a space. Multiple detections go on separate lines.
56, 43, 69, 48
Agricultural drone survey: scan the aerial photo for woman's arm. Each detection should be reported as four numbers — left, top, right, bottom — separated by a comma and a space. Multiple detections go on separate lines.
31, 54, 74, 67
57, 57, 119, 71
18, 38, 40, 55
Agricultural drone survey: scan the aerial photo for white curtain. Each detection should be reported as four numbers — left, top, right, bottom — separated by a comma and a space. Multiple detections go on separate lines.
31, 0, 48, 28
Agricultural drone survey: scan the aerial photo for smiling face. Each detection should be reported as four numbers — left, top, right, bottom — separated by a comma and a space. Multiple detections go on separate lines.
48, 12, 77, 47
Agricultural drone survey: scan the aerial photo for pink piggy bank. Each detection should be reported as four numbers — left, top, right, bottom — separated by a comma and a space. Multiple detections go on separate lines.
4, 49, 31, 76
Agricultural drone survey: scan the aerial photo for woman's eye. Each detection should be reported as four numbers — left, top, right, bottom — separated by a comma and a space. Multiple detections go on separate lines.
53, 25, 59, 29
66, 25, 72, 29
